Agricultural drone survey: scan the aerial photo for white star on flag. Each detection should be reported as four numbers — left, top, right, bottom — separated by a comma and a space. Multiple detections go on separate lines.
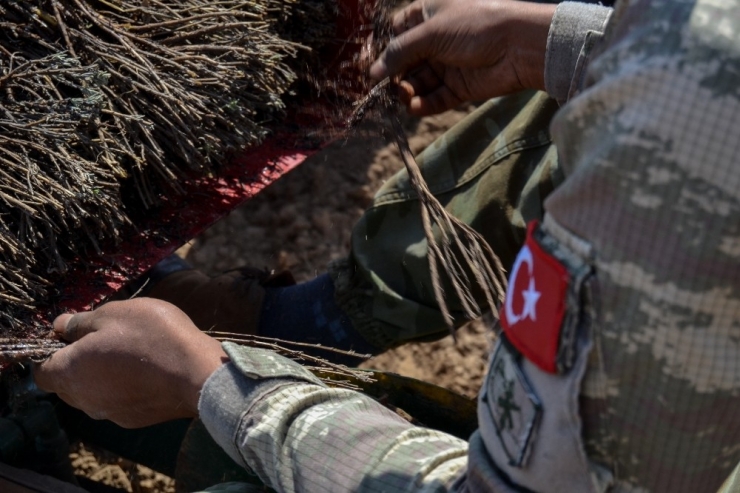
520, 278, 541, 321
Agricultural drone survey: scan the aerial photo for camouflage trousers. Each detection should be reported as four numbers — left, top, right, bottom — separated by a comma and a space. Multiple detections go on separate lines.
329, 90, 563, 349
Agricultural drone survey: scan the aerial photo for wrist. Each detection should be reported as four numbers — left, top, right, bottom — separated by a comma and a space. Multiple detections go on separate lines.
510, 2, 557, 91
181, 338, 229, 416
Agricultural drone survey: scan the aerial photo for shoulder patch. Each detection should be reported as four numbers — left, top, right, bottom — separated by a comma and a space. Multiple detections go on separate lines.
481, 340, 542, 468
501, 221, 592, 374
501, 222, 569, 373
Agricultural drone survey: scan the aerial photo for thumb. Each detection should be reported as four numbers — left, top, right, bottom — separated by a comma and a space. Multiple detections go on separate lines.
35, 311, 98, 395
33, 347, 71, 394
53, 311, 97, 343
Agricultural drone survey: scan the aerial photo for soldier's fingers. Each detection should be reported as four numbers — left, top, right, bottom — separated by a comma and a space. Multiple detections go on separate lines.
52, 314, 73, 335
53, 311, 97, 343
391, 2, 426, 35
370, 18, 442, 80
403, 64, 443, 97
33, 347, 73, 394
408, 86, 462, 116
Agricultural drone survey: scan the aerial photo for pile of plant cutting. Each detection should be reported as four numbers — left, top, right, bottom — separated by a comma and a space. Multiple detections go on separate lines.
0, 0, 352, 341
0, 0, 504, 377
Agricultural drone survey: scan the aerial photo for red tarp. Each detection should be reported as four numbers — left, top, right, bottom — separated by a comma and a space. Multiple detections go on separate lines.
39, 0, 373, 323
51, 133, 318, 317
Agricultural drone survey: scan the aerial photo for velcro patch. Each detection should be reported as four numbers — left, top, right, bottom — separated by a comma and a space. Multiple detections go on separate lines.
501, 221, 569, 374
482, 340, 542, 468
223, 342, 325, 386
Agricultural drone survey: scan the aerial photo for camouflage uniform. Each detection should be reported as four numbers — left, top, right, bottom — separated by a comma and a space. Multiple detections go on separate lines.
195, 0, 740, 491
543, 0, 740, 489
329, 90, 562, 349
328, 5, 610, 350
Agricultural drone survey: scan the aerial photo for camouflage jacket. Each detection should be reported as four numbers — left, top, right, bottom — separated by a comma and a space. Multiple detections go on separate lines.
198, 1, 740, 491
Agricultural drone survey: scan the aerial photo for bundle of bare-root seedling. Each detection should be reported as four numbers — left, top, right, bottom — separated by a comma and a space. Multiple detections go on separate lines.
2, 0, 505, 374
0, 0, 343, 339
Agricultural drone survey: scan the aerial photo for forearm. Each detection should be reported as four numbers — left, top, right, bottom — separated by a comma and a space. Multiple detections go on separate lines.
199, 343, 468, 492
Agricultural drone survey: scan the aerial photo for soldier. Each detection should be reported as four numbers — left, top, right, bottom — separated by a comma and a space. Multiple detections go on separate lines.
34, 0, 740, 491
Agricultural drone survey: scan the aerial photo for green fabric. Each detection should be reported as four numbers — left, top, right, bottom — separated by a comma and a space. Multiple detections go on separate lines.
330, 91, 563, 349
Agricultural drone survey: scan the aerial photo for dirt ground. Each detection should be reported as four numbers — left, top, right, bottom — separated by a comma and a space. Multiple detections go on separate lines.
71, 442, 176, 493
75, 106, 495, 493
183, 105, 494, 398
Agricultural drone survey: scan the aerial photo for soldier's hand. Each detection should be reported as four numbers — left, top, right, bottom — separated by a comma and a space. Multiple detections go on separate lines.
370, 0, 555, 116
34, 298, 227, 429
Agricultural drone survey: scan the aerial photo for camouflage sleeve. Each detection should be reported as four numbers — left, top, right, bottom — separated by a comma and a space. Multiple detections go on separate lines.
198, 342, 468, 492
545, 2, 612, 105
544, 0, 740, 490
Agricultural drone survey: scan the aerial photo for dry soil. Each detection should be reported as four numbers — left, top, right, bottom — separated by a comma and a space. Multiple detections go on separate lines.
184, 106, 493, 399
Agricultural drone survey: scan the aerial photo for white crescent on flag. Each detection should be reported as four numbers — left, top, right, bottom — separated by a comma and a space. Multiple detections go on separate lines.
505, 245, 541, 326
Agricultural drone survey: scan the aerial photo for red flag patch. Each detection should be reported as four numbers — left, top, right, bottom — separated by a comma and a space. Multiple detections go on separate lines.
501, 222, 569, 374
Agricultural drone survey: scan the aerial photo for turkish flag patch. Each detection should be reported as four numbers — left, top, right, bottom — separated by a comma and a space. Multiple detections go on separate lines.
501, 221, 570, 374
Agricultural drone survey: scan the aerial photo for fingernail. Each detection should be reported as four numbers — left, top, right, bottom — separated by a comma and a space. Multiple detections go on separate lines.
369, 60, 387, 81
52, 313, 73, 333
